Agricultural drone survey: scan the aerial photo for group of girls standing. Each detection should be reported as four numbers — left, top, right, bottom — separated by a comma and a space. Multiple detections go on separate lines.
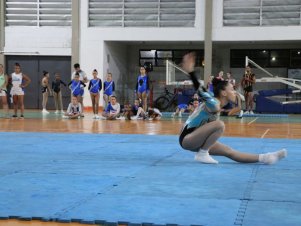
1, 62, 149, 119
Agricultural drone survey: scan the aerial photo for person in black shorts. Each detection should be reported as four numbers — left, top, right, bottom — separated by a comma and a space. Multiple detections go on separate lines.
241, 66, 256, 114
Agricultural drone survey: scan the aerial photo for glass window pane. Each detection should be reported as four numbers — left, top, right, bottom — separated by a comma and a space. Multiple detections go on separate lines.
174, 58, 183, 65
140, 50, 156, 58
156, 59, 167, 66
290, 58, 301, 68
270, 57, 290, 67
140, 59, 156, 67
231, 50, 250, 58
270, 50, 290, 58
157, 50, 172, 58
291, 50, 301, 58
230, 58, 245, 68
251, 50, 269, 58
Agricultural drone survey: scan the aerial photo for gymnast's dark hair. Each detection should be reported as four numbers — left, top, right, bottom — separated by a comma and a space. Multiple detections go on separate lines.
43, 70, 48, 76
212, 78, 229, 97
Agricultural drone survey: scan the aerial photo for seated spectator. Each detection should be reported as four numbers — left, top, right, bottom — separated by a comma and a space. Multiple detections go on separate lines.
206, 75, 214, 93
171, 103, 187, 118
172, 92, 202, 118
102, 95, 120, 120
125, 99, 146, 120
189, 99, 200, 115
148, 107, 162, 120
226, 72, 236, 89
220, 93, 243, 117
187, 93, 201, 114
216, 70, 224, 81
119, 103, 132, 120
63, 96, 82, 119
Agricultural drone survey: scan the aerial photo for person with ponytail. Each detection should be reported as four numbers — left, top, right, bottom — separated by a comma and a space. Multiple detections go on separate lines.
179, 53, 287, 165
41, 71, 52, 114
10, 63, 31, 118
88, 69, 102, 119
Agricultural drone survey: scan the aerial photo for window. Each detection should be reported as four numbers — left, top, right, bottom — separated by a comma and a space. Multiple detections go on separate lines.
290, 50, 301, 68
230, 49, 299, 68
139, 49, 204, 67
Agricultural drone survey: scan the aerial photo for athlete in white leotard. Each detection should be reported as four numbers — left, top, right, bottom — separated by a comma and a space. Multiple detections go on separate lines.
10, 63, 31, 118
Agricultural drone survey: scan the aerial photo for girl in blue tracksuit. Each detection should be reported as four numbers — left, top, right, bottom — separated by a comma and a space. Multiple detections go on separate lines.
179, 53, 287, 165
135, 67, 149, 111
88, 69, 102, 119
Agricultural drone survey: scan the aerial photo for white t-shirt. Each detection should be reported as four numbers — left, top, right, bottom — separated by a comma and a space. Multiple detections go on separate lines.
67, 102, 82, 115
72, 70, 87, 81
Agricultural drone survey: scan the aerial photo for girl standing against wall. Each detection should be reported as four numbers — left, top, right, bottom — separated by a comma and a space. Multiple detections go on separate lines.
10, 63, 31, 118
88, 69, 102, 119
136, 67, 149, 111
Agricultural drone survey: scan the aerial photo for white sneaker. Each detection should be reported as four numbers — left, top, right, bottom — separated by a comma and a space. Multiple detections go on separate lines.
131, 116, 138, 120
60, 110, 65, 114
55, 110, 59, 114
238, 110, 243, 118
99, 115, 107, 120
42, 109, 49, 114
95, 115, 100, 119
117, 116, 125, 120
249, 111, 254, 115
244, 111, 249, 115
171, 113, 176, 118
62, 115, 68, 119
195, 150, 219, 164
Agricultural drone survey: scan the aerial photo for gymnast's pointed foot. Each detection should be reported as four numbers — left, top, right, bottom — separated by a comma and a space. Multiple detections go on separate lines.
259, 149, 287, 164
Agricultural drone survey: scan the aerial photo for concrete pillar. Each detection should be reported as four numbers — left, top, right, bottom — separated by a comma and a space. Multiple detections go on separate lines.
0, 0, 5, 67
204, 0, 213, 86
71, 0, 80, 69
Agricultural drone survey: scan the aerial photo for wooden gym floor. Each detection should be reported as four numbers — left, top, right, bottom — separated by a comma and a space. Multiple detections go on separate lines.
0, 110, 301, 139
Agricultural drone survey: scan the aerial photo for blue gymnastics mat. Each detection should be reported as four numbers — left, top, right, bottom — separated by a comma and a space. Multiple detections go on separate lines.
0, 132, 300, 226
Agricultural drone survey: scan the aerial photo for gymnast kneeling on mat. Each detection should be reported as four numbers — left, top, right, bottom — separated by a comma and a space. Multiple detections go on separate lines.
179, 52, 287, 164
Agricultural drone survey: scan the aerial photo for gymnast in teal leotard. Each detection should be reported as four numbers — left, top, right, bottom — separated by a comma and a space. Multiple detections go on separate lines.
179, 53, 287, 165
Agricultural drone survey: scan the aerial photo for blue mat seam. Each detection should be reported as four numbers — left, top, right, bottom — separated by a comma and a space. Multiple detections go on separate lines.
234, 165, 260, 226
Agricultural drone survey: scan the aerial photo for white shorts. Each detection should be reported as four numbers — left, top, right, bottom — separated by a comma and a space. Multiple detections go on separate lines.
0, 90, 7, 97
11, 87, 24, 96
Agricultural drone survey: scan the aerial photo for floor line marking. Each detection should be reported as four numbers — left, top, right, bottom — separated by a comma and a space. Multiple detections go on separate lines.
261, 129, 270, 138
248, 117, 258, 125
